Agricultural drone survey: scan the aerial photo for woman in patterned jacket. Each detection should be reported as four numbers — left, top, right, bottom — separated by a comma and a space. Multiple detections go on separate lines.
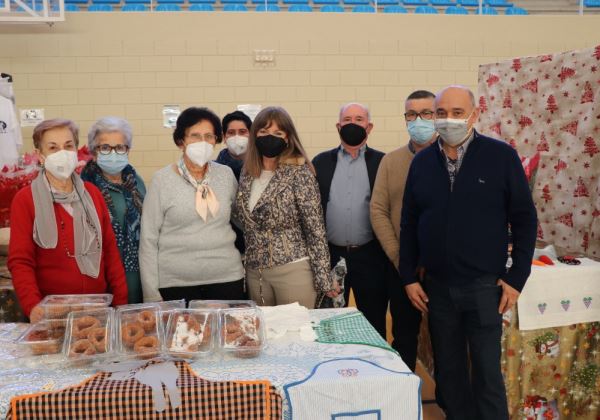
234, 106, 340, 308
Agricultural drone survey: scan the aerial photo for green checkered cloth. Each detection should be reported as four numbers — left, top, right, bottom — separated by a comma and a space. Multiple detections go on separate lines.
314, 311, 397, 354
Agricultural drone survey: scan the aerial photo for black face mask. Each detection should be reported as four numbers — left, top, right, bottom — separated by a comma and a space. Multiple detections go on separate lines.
339, 123, 367, 147
255, 135, 287, 158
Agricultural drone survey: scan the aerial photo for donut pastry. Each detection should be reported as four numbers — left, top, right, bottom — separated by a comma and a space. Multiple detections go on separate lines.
72, 316, 101, 339
134, 336, 159, 356
138, 310, 157, 333
121, 322, 144, 348
87, 327, 107, 353
69, 339, 97, 357
26, 329, 62, 355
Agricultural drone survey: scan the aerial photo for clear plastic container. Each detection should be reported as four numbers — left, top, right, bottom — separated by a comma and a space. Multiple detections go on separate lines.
157, 300, 187, 338
164, 309, 216, 359
17, 320, 65, 356
63, 308, 114, 365
116, 305, 161, 359
38, 294, 113, 321
219, 307, 265, 358
189, 300, 256, 310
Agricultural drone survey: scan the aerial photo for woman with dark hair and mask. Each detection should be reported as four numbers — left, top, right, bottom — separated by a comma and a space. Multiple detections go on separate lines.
8, 118, 128, 322
139, 107, 244, 304
234, 106, 340, 308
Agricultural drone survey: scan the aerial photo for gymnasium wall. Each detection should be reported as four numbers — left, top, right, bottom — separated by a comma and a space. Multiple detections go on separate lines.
0, 13, 598, 181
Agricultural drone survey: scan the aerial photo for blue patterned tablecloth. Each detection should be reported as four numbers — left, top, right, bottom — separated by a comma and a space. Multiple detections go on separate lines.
0, 309, 419, 419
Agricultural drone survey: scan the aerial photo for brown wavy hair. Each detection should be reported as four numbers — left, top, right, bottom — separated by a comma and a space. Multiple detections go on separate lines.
33, 118, 79, 150
244, 106, 314, 178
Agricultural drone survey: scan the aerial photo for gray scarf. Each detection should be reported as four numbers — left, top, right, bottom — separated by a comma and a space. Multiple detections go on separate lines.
31, 170, 103, 278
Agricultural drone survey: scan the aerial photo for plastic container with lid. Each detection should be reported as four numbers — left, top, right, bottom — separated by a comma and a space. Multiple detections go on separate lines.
164, 309, 216, 359
63, 307, 114, 365
38, 294, 113, 321
16, 320, 65, 356
116, 305, 161, 359
189, 299, 256, 310
219, 307, 265, 358
157, 300, 187, 338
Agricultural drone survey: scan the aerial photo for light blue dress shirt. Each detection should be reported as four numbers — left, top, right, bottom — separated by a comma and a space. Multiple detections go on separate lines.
326, 146, 374, 246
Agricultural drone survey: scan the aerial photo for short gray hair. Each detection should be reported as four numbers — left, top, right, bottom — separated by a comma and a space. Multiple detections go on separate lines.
339, 102, 371, 122
87, 117, 133, 151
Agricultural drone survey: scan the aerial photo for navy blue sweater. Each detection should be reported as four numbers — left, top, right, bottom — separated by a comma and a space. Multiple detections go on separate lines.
398, 131, 538, 292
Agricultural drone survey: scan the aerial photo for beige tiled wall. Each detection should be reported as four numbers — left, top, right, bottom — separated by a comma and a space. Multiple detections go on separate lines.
0, 13, 598, 181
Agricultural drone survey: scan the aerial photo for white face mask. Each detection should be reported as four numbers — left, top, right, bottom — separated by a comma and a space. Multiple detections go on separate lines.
185, 141, 214, 167
434, 112, 474, 147
43, 150, 78, 180
225, 135, 248, 157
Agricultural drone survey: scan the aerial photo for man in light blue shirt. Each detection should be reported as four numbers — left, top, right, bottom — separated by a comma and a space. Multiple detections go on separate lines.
326, 145, 373, 246
313, 103, 390, 338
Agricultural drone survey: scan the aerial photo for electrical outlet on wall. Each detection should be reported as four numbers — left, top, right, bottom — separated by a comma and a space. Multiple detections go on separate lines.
254, 49, 276, 67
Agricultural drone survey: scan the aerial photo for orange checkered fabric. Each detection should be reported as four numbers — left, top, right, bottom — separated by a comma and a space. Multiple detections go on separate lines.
7, 361, 282, 419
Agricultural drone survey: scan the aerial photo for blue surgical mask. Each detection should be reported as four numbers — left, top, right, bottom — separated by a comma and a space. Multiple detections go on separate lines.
407, 118, 436, 145
97, 151, 129, 175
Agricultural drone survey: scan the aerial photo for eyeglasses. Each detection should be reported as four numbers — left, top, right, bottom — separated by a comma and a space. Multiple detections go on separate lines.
97, 144, 129, 155
404, 110, 434, 122
186, 133, 217, 142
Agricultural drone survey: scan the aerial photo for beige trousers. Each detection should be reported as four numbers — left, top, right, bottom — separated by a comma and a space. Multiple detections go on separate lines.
246, 259, 317, 309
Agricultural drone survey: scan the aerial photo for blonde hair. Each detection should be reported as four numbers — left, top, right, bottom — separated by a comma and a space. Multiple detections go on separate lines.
244, 106, 314, 178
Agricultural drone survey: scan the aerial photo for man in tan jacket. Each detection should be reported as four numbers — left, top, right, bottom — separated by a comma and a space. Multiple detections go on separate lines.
369, 90, 437, 371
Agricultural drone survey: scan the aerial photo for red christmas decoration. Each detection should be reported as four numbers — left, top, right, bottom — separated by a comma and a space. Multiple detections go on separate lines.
509, 138, 517, 148
479, 96, 488, 113
542, 185, 552, 203
555, 212, 573, 227
545, 95, 558, 114
581, 81, 594, 104
593, 208, 600, 218
540, 54, 553, 63
502, 90, 512, 108
554, 159, 567, 174
511, 58, 522, 72
573, 177, 590, 198
537, 132, 549, 152
518, 115, 533, 128
537, 223, 544, 240
582, 232, 589, 251
594, 45, 600, 61
560, 120, 578, 136
489, 122, 502, 136
486, 74, 500, 87
521, 79, 538, 93
583, 137, 599, 157
558, 66, 576, 82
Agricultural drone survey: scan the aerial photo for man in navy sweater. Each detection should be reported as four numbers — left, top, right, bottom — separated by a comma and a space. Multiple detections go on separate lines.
399, 86, 537, 420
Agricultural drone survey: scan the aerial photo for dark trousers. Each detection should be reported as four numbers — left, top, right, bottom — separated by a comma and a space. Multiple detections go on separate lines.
424, 274, 508, 420
329, 241, 389, 339
388, 266, 422, 372
159, 279, 246, 306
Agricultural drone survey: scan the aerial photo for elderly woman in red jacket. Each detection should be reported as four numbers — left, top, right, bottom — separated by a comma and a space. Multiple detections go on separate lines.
8, 118, 128, 322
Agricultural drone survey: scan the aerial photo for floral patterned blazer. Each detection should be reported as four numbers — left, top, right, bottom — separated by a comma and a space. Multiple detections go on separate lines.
234, 159, 332, 292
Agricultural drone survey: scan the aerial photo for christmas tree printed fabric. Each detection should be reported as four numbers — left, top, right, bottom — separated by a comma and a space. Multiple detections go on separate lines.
477, 45, 600, 260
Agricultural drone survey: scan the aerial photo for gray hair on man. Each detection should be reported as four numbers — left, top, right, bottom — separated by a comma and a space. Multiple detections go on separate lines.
87, 116, 133, 151
338, 102, 371, 122
436, 85, 476, 107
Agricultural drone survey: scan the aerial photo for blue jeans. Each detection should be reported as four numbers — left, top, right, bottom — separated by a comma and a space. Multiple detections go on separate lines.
424, 274, 508, 420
